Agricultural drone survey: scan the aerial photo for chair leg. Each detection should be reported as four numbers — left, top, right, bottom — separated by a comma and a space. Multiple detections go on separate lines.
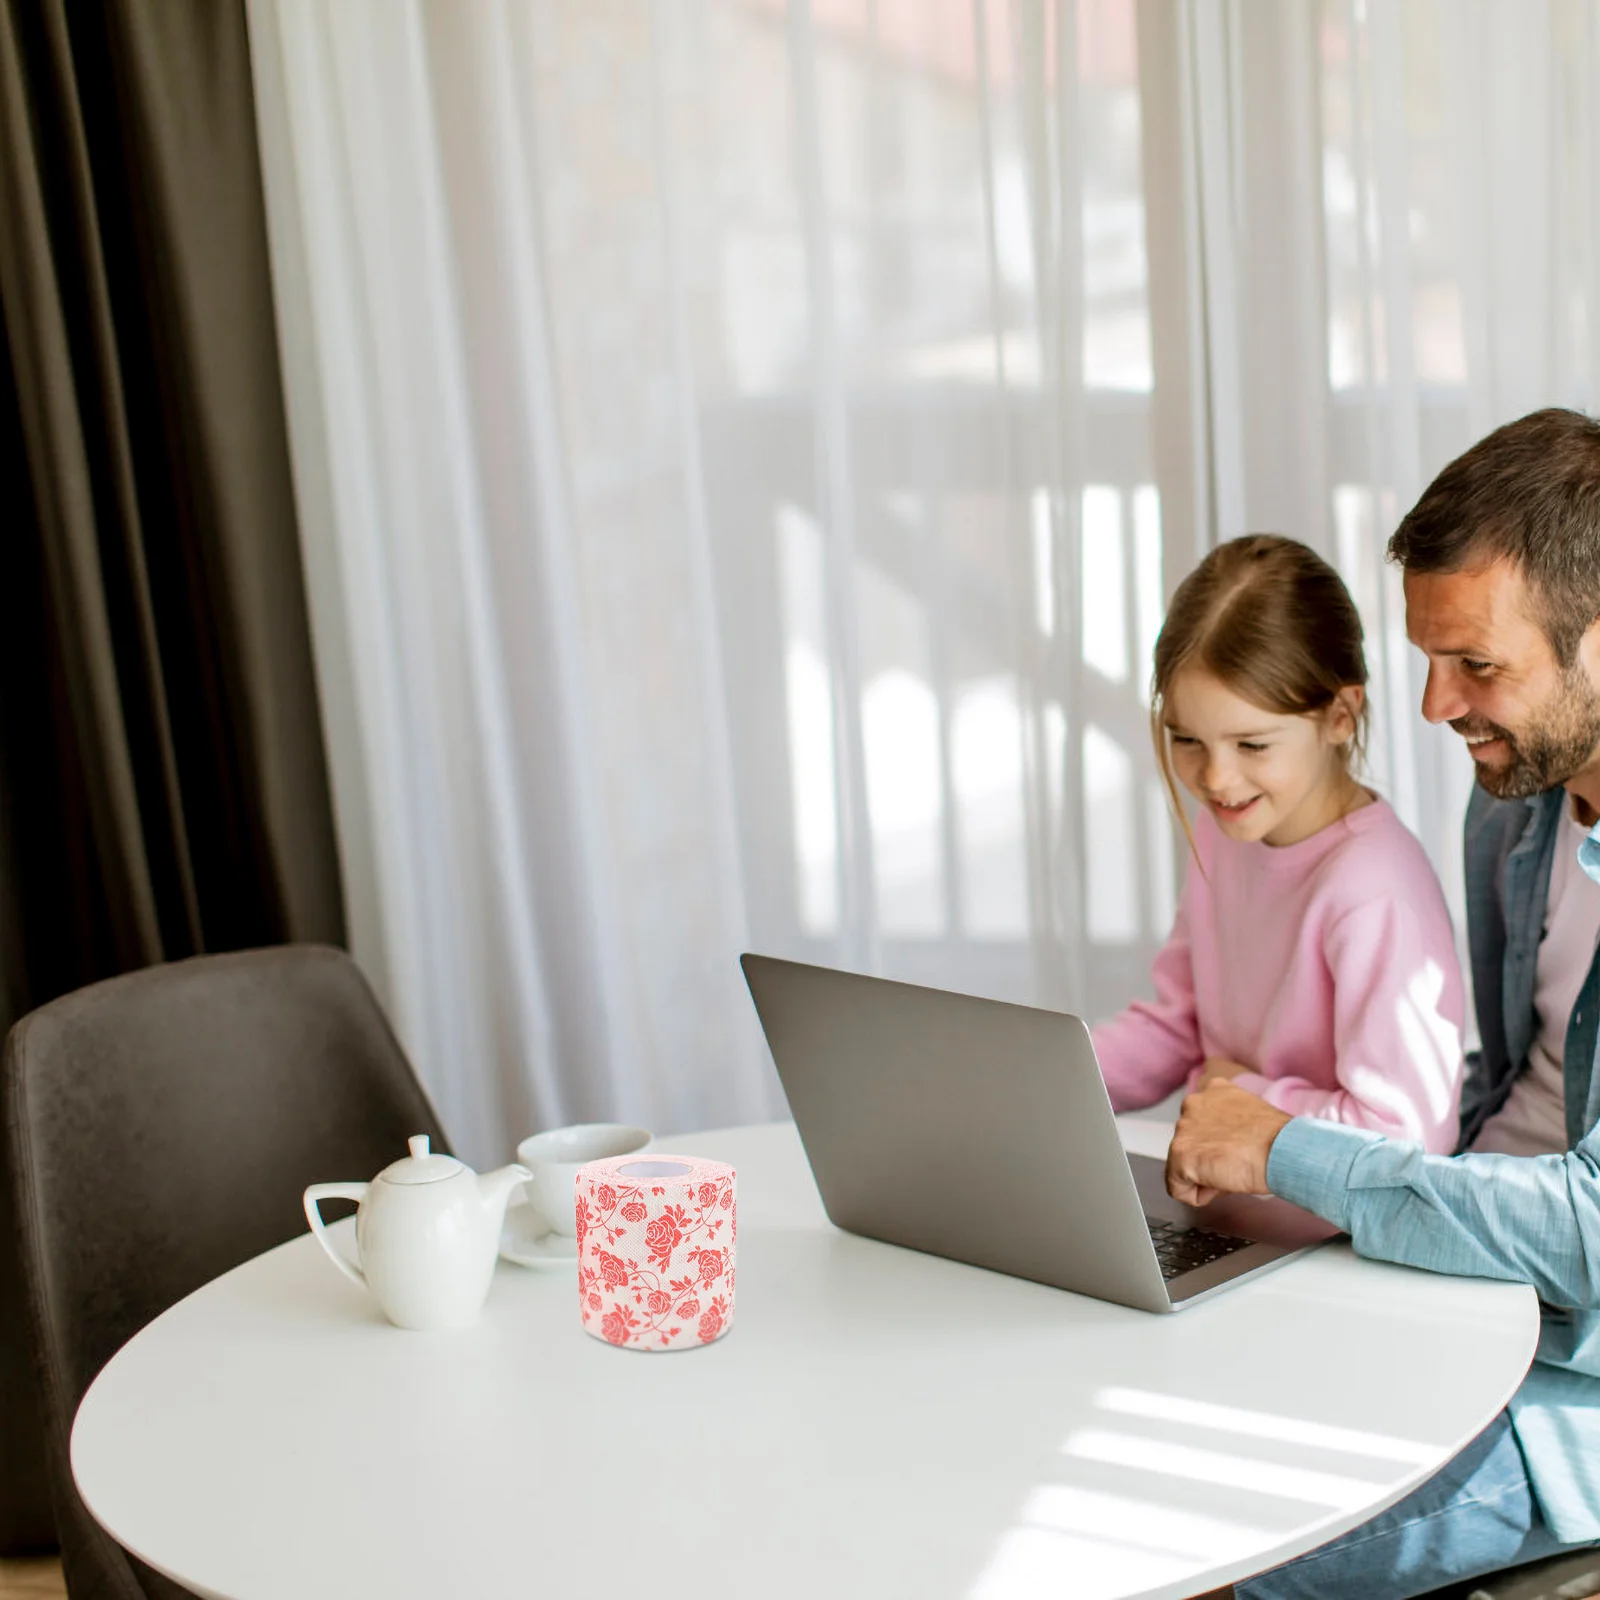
1434, 1550, 1600, 1600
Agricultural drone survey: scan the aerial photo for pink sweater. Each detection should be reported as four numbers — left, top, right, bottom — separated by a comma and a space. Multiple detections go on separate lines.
1091, 797, 1465, 1151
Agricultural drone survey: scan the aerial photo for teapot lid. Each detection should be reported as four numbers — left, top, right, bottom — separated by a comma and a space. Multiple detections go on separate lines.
376, 1135, 464, 1186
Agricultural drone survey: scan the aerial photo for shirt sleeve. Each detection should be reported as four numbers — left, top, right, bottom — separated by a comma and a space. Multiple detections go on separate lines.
1267, 1117, 1600, 1309
1230, 895, 1465, 1152
1091, 886, 1201, 1112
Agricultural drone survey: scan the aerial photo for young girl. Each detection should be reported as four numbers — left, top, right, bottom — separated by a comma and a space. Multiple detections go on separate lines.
1092, 534, 1465, 1151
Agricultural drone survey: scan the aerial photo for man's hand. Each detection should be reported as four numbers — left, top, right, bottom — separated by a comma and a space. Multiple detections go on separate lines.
1195, 1055, 1250, 1087
1166, 1079, 1293, 1206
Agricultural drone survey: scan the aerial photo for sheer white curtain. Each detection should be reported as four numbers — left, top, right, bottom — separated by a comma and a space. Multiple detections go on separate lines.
245, 0, 1600, 1163
1184, 0, 1600, 931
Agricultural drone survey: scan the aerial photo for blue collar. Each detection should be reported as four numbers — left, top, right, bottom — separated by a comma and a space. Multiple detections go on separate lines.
1573, 809, 1600, 884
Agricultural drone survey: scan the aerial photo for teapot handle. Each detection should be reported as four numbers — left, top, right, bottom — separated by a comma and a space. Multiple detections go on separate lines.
303, 1183, 370, 1288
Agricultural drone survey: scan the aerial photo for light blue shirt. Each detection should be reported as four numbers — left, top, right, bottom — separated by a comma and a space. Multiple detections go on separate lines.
1266, 785, 1600, 1545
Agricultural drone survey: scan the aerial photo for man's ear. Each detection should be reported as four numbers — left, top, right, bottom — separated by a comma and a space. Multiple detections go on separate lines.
1325, 685, 1365, 745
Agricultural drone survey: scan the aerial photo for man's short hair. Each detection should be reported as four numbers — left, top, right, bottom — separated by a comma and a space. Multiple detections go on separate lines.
1388, 407, 1600, 666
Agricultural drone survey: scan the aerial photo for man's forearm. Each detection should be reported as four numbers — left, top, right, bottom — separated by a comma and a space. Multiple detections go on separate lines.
1269, 1118, 1600, 1308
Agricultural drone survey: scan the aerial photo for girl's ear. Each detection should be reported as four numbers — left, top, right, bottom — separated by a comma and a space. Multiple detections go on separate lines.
1325, 685, 1365, 745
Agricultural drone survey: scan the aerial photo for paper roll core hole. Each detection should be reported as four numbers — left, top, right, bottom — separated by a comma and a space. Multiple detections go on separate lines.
615, 1159, 695, 1178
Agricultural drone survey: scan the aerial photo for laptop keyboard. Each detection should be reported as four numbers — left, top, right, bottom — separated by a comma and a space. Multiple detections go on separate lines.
1146, 1218, 1253, 1280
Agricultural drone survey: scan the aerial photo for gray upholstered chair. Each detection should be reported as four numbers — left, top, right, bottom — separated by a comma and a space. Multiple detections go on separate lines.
2, 945, 448, 1599
1416, 1550, 1600, 1600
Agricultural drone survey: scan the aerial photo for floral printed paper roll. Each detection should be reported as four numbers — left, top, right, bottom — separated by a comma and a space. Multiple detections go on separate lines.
575, 1154, 736, 1351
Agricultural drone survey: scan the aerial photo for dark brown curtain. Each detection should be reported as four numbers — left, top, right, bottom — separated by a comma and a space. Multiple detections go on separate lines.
0, 0, 344, 1552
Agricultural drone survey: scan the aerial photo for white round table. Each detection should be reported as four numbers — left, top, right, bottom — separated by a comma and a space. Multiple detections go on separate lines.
72, 1121, 1540, 1600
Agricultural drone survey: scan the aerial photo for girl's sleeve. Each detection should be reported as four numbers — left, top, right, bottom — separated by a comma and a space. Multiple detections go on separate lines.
1090, 887, 1203, 1112
1231, 895, 1466, 1151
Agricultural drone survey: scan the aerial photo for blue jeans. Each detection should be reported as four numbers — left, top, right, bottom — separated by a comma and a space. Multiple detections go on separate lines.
1235, 1410, 1599, 1599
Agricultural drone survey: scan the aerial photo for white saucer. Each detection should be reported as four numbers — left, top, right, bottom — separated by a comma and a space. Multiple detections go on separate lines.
499, 1200, 578, 1269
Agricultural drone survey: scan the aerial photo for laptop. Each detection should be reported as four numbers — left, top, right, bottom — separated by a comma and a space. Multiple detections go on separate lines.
740, 953, 1338, 1313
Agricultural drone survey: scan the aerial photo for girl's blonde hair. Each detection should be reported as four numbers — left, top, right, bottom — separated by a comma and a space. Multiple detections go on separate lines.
1151, 535, 1370, 848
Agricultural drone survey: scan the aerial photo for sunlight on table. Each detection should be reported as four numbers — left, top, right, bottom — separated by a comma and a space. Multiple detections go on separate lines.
968, 1381, 1449, 1600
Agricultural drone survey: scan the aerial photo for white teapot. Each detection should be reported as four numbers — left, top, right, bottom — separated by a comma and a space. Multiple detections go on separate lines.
303, 1136, 532, 1330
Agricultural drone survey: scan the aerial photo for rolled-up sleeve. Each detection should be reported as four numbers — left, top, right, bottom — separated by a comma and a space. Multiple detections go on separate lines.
1267, 1117, 1600, 1309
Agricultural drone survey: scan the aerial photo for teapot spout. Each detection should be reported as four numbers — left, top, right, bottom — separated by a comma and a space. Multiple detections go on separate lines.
480, 1162, 534, 1226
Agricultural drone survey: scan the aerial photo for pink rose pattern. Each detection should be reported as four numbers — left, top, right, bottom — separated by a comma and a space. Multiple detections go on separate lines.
576, 1157, 736, 1351
698, 1299, 727, 1343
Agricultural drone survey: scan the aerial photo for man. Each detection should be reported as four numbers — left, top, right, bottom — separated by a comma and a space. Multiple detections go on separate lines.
1171, 408, 1600, 1600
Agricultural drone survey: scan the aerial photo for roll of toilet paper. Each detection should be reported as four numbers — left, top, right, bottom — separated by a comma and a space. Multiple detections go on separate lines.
575, 1153, 736, 1351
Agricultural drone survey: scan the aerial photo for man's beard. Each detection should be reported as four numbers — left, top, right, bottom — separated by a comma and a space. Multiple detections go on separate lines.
1454, 668, 1600, 799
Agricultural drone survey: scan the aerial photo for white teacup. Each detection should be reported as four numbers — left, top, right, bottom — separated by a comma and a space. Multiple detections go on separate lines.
516, 1123, 652, 1236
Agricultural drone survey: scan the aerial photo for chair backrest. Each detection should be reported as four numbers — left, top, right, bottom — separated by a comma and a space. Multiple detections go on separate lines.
3, 944, 448, 1599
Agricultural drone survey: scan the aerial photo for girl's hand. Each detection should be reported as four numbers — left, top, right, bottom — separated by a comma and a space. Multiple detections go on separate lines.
1196, 1055, 1250, 1086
